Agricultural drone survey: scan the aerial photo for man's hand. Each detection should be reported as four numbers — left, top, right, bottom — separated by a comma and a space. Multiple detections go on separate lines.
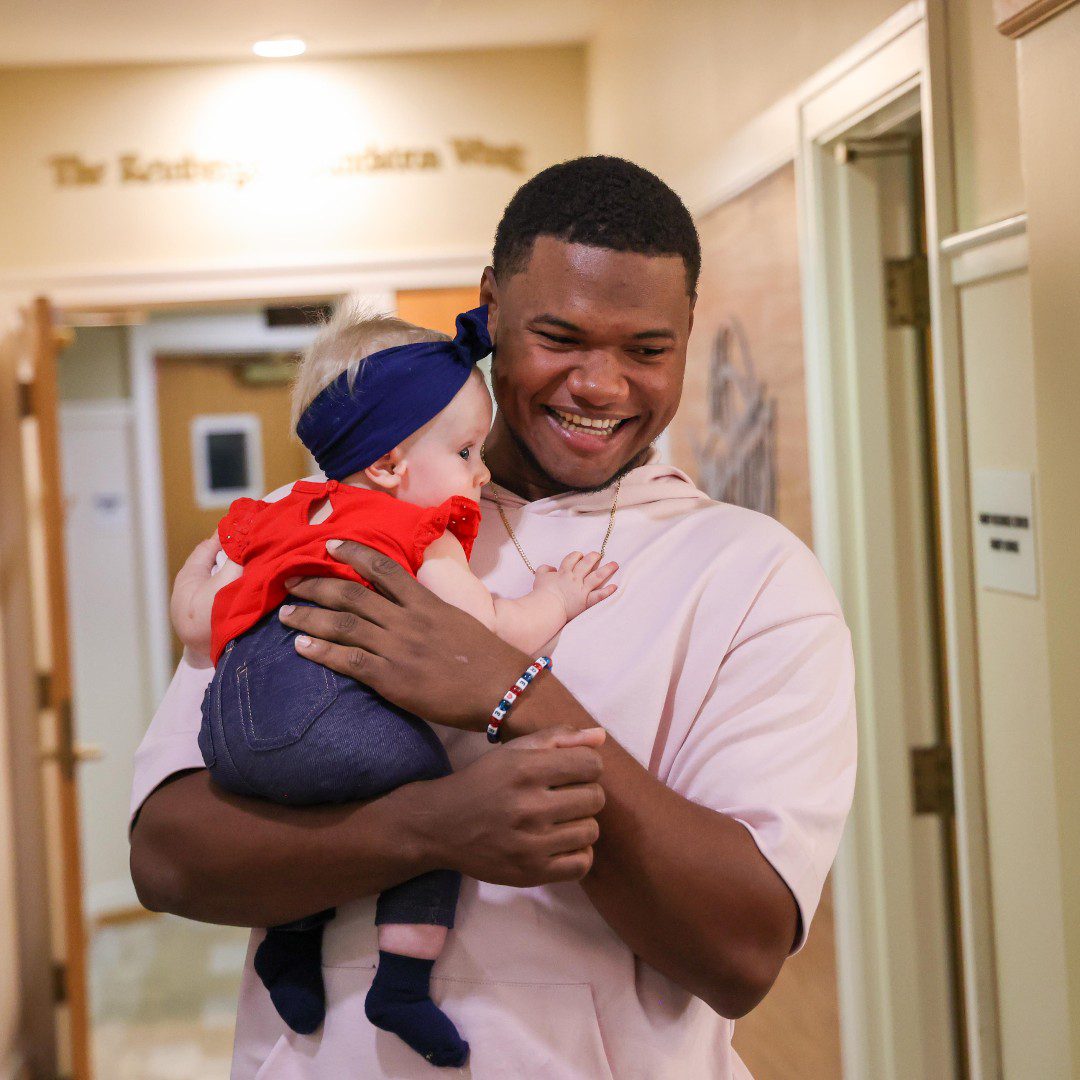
170, 536, 240, 667
414, 725, 606, 887
280, 540, 528, 731
132, 725, 606, 926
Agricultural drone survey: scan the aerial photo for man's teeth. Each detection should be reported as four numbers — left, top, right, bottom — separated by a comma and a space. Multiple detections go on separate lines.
550, 408, 623, 435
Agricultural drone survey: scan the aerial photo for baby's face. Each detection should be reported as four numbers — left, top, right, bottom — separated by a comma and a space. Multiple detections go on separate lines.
396, 370, 493, 507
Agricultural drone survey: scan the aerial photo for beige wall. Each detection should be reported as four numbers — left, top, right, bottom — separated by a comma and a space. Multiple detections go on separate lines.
59, 326, 130, 400
1015, 6, 1080, 1069
948, 0, 1025, 229
588, 0, 1024, 232
0, 46, 585, 275
587, 0, 900, 186
958, 265, 1071, 1076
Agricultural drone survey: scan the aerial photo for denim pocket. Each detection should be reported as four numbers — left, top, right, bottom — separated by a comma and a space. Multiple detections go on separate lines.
236, 649, 339, 751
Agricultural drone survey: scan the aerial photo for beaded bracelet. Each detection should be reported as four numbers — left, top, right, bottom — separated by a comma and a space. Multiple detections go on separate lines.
487, 656, 553, 743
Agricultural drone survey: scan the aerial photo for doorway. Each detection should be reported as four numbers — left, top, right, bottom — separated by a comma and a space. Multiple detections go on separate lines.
796, 20, 999, 1074
49, 285, 480, 1077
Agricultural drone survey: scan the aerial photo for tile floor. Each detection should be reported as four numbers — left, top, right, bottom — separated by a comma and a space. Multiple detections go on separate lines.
90, 914, 250, 1079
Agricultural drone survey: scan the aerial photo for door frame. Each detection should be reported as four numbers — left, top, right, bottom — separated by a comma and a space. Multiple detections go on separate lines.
677, 2, 997, 1075
128, 310, 354, 704
1, 251, 485, 703
794, 6, 999, 1079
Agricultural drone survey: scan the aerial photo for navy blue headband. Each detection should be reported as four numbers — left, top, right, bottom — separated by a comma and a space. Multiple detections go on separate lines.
297, 305, 491, 480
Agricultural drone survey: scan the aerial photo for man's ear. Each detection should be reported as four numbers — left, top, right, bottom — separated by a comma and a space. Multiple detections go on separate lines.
479, 267, 498, 343
364, 446, 406, 491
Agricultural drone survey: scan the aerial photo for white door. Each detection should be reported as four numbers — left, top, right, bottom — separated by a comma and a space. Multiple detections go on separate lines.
60, 402, 152, 916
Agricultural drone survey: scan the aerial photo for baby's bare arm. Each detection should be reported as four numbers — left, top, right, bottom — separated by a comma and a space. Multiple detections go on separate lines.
416, 534, 617, 655
170, 537, 242, 666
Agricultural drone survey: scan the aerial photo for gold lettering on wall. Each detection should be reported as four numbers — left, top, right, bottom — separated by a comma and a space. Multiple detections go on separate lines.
47, 155, 107, 187
451, 138, 525, 173
45, 137, 526, 190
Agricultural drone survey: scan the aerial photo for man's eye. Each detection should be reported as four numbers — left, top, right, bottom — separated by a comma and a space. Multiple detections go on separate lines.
634, 347, 667, 359
538, 331, 578, 347
458, 447, 471, 460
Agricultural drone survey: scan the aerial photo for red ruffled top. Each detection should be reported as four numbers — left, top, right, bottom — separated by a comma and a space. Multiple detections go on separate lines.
209, 479, 481, 663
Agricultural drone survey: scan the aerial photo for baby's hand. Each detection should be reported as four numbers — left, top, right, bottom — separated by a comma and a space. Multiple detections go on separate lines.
170, 536, 242, 667
532, 551, 618, 621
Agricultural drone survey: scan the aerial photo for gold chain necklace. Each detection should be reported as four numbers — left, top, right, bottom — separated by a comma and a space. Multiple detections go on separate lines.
480, 446, 621, 574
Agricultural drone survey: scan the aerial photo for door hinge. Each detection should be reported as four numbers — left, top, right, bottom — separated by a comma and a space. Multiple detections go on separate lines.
52, 961, 67, 1004
885, 255, 931, 329
37, 671, 52, 711
911, 744, 954, 816
17, 379, 35, 418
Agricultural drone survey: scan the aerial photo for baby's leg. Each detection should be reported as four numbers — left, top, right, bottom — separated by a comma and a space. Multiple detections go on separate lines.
204, 600, 468, 1057
201, 618, 344, 1034
366, 868, 467, 1068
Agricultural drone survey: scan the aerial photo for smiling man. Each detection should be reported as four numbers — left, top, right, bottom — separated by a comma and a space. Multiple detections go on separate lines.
130, 156, 856, 1078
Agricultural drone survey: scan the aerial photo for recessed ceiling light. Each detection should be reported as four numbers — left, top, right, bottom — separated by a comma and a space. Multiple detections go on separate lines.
252, 36, 306, 59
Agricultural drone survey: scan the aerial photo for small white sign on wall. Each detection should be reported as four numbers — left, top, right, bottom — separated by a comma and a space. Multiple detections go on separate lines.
972, 469, 1038, 597
191, 413, 264, 510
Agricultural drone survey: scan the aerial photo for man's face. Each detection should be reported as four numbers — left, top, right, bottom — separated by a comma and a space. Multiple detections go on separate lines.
482, 237, 693, 493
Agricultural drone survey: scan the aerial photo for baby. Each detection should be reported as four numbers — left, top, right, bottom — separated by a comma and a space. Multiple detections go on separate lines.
177, 304, 617, 1068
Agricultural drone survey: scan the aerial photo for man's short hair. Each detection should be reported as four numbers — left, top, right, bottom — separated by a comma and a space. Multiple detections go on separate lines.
492, 155, 701, 294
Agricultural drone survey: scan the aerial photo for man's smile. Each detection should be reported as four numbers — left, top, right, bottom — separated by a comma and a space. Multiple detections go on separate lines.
542, 405, 638, 452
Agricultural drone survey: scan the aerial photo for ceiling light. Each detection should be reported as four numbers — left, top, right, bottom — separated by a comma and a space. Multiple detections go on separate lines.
252, 36, 306, 59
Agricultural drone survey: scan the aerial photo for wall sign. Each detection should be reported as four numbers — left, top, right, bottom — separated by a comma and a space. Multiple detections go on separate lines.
46, 136, 526, 190
972, 468, 1039, 596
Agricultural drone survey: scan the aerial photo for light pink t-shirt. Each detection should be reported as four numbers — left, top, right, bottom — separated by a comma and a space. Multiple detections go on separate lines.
131, 458, 856, 1079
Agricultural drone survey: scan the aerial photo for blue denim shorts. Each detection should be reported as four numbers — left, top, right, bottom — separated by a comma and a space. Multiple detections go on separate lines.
199, 598, 459, 926
200, 599, 453, 805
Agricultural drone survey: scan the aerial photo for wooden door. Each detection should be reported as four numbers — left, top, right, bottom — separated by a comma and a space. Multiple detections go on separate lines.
21, 298, 93, 1079
155, 353, 312, 662
0, 308, 61, 1078
396, 287, 482, 335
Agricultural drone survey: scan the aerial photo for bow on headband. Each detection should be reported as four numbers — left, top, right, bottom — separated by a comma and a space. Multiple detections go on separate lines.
297, 305, 491, 481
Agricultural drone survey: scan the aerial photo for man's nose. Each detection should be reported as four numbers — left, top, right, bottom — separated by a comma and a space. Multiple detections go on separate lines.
565, 351, 627, 406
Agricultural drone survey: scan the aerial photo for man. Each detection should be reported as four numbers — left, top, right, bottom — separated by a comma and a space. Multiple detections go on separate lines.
130, 155, 856, 1078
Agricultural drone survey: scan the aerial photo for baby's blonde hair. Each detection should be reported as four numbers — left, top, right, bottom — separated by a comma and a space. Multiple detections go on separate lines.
291, 302, 450, 431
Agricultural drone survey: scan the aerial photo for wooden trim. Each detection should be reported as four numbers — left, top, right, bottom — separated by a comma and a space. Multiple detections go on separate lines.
92, 905, 160, 929
995, 0, 1080, 36
940, 213, 1028, 256
0, 248, 487, 314
28, 298, 92, 1080
0, 318, 59, 1080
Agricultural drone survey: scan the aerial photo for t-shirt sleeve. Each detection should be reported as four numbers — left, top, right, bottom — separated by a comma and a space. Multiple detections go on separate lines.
129, 655, 213, 830
664, 602, 856, 951
414, 496, 482, 565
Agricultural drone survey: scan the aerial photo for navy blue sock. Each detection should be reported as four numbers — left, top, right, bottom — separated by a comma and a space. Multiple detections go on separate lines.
364, 951, 469, 1068
254, 925, 326, 1035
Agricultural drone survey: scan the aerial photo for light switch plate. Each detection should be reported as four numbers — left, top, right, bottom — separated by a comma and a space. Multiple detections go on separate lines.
972, 469, 1038, 597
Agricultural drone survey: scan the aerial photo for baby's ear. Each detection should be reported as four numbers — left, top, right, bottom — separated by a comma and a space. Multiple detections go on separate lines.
364, 447, 405, 491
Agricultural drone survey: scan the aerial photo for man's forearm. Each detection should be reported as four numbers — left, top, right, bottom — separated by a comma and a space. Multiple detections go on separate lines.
511, 678, 798, 1018
130, 770, 435, 927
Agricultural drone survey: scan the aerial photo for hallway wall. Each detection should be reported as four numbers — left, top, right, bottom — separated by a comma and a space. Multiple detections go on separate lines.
587, 0, 1023, 233
0, 45, 586, 277
1014, 6, 1080, 1066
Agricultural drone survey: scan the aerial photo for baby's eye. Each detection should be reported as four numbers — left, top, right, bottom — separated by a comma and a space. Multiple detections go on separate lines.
458, 447, 471, 460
